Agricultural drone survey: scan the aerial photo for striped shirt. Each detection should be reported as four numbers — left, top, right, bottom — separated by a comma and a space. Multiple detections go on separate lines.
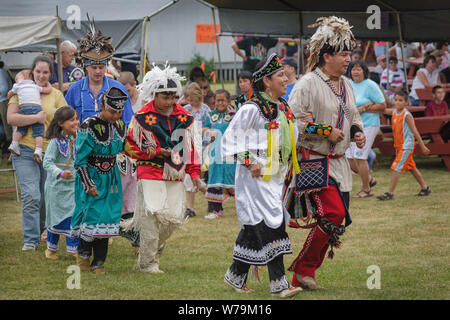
380, 68, 405, 94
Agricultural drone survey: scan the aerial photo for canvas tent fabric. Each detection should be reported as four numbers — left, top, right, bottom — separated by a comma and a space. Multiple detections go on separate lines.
0, 0, 171, 54
204, 0, 450, 41
0, 16, 61, 51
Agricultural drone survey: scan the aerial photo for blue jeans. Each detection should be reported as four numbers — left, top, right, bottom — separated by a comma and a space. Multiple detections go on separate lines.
409, 96, 420, 106
11, 145, 46, 248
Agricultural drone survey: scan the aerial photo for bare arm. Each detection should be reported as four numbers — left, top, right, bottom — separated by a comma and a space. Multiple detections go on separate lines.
366, 102, 387, 113
383, 108, 394, 116
7, 103, 46, 126
231, 42, 247, 61
41, 83, 53, 94
417, 71, 436, 89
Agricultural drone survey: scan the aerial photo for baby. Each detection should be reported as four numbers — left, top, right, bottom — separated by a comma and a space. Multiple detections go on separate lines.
8, 70, 52, 162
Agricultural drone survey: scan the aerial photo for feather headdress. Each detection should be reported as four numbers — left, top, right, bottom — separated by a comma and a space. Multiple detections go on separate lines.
75, 14, 115, 67
307, 16, 356, 70
137, 62, 185, 101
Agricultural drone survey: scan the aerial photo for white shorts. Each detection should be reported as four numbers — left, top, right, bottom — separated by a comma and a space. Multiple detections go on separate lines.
345, 126, 379, 160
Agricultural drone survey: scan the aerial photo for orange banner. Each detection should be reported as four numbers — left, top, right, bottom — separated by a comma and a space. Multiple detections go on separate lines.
196, 24, 220, 43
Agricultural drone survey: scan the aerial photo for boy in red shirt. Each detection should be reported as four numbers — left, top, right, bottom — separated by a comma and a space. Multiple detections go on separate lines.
425, 85, 448, 117
124, 64, 201, 273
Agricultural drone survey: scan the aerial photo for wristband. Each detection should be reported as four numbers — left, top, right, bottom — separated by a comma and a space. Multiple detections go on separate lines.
60, 171, 65, 179
304, 122, 333, 139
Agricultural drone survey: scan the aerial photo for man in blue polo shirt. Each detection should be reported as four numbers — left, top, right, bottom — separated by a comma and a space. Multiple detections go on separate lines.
65, 26, 133, 125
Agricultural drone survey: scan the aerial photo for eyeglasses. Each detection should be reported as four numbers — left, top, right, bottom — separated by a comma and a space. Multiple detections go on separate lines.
201, 86, 209, 89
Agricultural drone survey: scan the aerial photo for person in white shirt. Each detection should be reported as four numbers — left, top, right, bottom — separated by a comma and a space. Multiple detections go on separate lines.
380, 56, 406, 99
8, 69, 52, 162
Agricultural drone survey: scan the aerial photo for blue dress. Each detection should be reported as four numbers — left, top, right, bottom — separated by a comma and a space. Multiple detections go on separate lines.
204, 109, 236, 188
70, 116, 127, 239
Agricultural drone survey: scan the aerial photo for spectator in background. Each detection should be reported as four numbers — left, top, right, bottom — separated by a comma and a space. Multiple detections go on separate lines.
64, 26, 134, 125
346, 60, 386, 198
118, 71, 145, 112
0, 60, 13, 157
233, 70, 253, 110
204, 89, 215, 111
281, 57, 298, 101
425, 85, 448, 117
388, 41, 420, 72
436, 42, 450, 82
373, 41, 388, 58
231, 36, 299, 73
283, 40, 298, 58
183, 82, 209, 218
372, 54, 386, 83
344, 48, 364, 78
380, 56, 406, 99
409, 55, 446, 106
7, 55, 67, 251
178, 67, 208, 106
50, 40, 77, 93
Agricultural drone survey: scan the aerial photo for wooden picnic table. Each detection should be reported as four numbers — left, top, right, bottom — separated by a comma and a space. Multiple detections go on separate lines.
374, 114, 450, 170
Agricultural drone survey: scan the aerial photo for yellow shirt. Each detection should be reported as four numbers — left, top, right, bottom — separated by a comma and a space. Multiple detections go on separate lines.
9, 88, 67, 151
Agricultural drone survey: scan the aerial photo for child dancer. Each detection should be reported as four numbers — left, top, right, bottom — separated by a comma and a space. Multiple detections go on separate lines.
8, 69, 52, 162
377, 91, 431, 200
204, 89, 236, 219
43, 106, 80, 259
70, 86, 128, 274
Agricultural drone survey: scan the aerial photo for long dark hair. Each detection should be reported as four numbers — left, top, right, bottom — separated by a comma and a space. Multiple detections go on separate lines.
45, 106, 77, 140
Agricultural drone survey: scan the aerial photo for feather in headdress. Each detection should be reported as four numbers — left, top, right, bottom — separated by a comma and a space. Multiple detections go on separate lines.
306, 16, 356, 70
137, 62, 185, 101
75, 13, 115, 66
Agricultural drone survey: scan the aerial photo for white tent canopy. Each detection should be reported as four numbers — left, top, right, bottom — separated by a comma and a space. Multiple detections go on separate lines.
0, 16, 61, 51
0, 0, 172, 54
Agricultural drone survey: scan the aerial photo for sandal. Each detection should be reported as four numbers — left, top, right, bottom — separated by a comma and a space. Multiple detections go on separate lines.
369, 176, 377, 188
354, 189, 373, 198
377, 192, 394, 201
417, 186, 431, 197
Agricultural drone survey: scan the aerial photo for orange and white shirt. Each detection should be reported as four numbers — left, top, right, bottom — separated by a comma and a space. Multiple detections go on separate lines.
392, 109, 415, 150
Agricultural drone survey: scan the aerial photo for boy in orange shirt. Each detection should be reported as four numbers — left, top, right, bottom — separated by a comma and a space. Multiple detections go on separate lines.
377, 91, 431, 200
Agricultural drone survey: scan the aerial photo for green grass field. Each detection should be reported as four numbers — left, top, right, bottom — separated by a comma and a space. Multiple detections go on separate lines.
0, 151, 449, 300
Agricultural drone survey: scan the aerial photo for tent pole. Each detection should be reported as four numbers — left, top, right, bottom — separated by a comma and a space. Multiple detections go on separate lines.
233, 36, 237, 92
396, 13, 409, 95
386, 42, 390, 92
211, 7, 224, 89
139, 17, 149, 83
55, 6, 63, 92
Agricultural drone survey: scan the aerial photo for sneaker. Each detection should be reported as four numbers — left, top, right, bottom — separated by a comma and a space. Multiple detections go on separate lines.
417, 186, 431, 197
22, 244, 36, 251
271, 286, 303, 298
205, 211, 222, 220
45, 249, 58, 260
8, 142, 20, 156
184, 208, 196, 218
